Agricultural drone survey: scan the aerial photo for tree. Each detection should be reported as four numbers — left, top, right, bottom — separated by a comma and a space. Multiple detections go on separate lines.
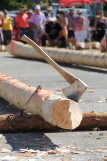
0, 0, 35, 11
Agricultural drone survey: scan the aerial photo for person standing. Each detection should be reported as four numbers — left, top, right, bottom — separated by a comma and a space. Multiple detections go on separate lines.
0, 12, 3, 45
27, 10, 34, 41
15, 6, 29, 43
30, 5, 47, 44
94, 10, 107, 42
74, 10, 86, 43
2, 10, 13, 45
66, 7, 75, 38
45, 7, 53, 19
57, 11, 68, 40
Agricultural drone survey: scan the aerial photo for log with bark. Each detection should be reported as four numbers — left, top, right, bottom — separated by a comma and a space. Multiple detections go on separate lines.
0, 112, 106, 133
76, 112, 107, 131
0, 72, 82, 130
0, 114, 60, 133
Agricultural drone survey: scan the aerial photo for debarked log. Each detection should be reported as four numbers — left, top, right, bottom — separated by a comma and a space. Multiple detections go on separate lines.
0, 112, 106, 133
7, 40, 107, 68
0, 72, 82, 130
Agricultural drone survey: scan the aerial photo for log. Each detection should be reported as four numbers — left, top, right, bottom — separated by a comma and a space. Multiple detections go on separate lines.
76, 112, 107, 131
7, 40, 107, 68
0, 112, 106, 133
0, 114, 60, 133
0, 72, 82, 130
76, 42, 101, 50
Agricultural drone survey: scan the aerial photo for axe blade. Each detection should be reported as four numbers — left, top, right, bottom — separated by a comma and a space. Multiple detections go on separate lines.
62, 78, 87, 102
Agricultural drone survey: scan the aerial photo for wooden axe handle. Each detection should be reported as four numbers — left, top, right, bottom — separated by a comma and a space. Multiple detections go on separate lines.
21, 35, 76, 84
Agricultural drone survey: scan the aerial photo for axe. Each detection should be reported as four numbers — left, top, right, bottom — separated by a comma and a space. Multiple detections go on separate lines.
21, 35, 87, 102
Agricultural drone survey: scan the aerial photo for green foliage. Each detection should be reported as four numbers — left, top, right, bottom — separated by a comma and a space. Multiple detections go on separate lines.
0, 0, 106, 13
0, 0, 35, 11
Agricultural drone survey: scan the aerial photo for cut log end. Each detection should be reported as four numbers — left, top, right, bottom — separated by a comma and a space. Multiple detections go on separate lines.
53, 98, 83, 130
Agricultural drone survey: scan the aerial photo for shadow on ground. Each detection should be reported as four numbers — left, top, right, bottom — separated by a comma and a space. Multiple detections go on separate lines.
0, 98, 19, 115
0, 98, 58, 151
8, 55, 107, 74
3, 132, 58, 151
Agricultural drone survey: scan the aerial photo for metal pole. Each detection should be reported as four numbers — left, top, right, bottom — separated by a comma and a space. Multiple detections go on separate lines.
85, 2, 92, 50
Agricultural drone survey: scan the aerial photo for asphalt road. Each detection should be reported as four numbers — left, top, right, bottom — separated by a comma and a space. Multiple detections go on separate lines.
0, 50, 107, 161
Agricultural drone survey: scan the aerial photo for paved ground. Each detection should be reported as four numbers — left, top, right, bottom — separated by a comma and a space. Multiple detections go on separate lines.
0, 51, 107, 161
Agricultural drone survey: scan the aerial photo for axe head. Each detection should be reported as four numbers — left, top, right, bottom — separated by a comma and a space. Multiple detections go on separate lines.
62, 78, 87, 102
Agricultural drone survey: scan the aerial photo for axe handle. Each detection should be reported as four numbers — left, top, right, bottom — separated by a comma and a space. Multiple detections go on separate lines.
21, 35, 76, 84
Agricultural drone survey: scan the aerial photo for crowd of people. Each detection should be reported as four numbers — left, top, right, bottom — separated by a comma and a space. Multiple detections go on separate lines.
0, 5, 107, 49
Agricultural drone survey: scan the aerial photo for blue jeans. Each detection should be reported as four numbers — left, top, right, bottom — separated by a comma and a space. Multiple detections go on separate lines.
33, 28, 44, 44
19, 27, 29, 44
68, 30, 75, 38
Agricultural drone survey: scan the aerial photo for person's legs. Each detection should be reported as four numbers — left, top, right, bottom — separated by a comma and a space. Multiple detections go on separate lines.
68, 30, 75, 38
0, 28, 3, 45
41, 34, 47, 46
33, 28, 40, 44
29, 30, 34, 41
24, 28, 29, 37
59, 36, 66, 48
79, 30, 85, 42
7, 30, 12, 44
75, 31, 81, 43
3, 30, 7, 45
0, 34, 1, 45
38, 28, 45, 45
98, 30, 105, 42
19, 28, 29, 44
75, 30, 85, 43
